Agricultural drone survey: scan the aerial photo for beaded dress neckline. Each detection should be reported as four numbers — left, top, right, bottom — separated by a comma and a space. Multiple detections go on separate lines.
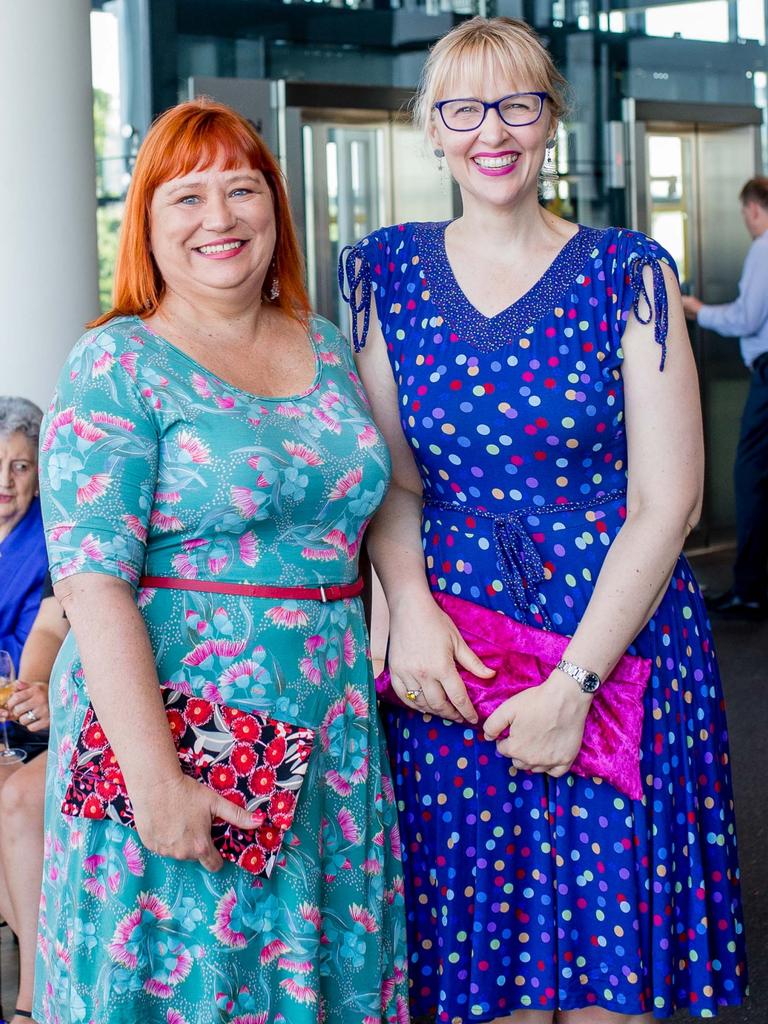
415, 221, 606, 351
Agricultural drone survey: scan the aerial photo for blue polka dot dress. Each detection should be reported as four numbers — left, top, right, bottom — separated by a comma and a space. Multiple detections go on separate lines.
339, 222, 748, 1021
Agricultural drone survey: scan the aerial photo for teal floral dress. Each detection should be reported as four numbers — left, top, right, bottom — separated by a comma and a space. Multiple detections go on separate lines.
35, 315, 408, 1024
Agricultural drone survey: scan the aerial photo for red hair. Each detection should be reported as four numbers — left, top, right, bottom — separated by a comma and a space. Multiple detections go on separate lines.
90, 98, 309, 327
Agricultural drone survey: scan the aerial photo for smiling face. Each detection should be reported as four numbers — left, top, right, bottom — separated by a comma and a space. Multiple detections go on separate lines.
429, 68, 555, 213
149, 158, 277, 306
0, 431, 39, 538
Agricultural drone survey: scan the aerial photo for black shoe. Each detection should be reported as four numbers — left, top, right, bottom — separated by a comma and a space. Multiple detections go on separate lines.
704, 589, 768, 621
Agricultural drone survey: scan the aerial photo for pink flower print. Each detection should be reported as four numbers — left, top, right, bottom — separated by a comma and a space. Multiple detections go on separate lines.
329, 467, 363, 501
72, 418, 107, 443
343, 628, 356, 668
212, 888, 247, 948
313, 393, 342, 434
119, 350, 138, 378
275, 403, 305, 419
143, 942, 194, 998
79, 533, 105, 561
301, 546, 338, 561
231, 1016, 269, 1024
357, 425, 379, 448
317, 347, 341, 365
264, 603, 309, 629
208, 553, 229, 574
282, 440, 324, 466
350, 904, 378, 933
155, 490, 182, 504
150, 509, 184, 532
176, 429, 211, 464
299, 902, 322, 929
396, 995, 409, 1024
123, 836, 145, 876
91, 349, 115, 376
239, 531, 260, 566
108, 892, 172, 969
260, 938, 290, 965
182, 637, 247, 667
337, 807, 359, 843
191, 372, 212, 398
91, 411, 136, 431
58, 552, 86, 577
389, 823, 402, 861
300, 657, 322, 685
122, 514, 148, 542
382, 775, 396, 804
215, 394, 236, 410
167, 1011, 192, 1024
48, 521, 75, 541
115, 560, 139, 583
75, 473, 111, 505
323, 528, 352, 556
219, 658, 267, 694
231, 485, 268, 519
172, 553, 199, 579
42, 407, 75, 451
278, 957, 313, 973
279, 978, 317, 1005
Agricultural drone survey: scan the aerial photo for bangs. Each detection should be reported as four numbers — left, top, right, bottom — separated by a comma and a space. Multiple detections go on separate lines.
434, 36, 548, 102
146, 111, 269, 193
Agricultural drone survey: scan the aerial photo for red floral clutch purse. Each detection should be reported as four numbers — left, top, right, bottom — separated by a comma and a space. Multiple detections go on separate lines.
61, 688, 315, 877
376, 591, 651, 800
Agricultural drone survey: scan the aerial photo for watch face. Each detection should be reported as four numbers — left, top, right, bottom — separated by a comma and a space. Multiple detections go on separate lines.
582, 672, 601, 693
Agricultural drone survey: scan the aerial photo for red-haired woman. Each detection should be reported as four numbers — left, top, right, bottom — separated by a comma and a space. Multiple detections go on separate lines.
35, 100, 406, 1024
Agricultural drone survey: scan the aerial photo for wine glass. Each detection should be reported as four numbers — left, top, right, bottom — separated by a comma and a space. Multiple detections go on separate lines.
0, 650, 27, 764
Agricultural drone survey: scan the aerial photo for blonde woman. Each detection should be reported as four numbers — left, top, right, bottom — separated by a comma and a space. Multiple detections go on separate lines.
340, 16, 747, 1024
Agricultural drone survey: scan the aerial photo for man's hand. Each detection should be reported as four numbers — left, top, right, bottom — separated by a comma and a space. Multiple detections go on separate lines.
681, 295, 703, 320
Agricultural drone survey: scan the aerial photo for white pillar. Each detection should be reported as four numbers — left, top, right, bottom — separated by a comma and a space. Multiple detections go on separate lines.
0, 0, 99, 410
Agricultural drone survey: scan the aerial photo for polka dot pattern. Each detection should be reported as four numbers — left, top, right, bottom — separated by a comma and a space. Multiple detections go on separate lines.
341, 222, 748, 1021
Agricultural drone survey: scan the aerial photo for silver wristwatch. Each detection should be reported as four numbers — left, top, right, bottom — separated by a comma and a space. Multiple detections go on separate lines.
555, 658, 601, 694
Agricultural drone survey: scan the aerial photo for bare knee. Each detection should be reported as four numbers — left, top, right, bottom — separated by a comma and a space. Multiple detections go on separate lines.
557, 1010, 654, 1024
0, 754, 46, 826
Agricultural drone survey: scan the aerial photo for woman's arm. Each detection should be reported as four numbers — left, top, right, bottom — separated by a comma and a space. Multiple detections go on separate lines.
1, 594, 71, 732
485, 264, 703, 771
355, 313, 491, 724
55, 573, 258, 869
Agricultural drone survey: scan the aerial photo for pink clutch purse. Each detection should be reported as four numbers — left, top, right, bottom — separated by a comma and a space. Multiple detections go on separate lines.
376, 591, 651, 800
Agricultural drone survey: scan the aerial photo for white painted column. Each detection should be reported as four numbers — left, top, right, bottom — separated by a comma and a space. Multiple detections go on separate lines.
0, 0, 99, 410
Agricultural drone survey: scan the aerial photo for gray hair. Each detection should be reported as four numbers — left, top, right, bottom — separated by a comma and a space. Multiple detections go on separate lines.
0, 396, 44, 449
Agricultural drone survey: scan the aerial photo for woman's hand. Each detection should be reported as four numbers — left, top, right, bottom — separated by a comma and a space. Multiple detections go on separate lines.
483, 671, 591, 776
131, 773, 261, 872
388, 590, 493, 724
2, 680, 50, 732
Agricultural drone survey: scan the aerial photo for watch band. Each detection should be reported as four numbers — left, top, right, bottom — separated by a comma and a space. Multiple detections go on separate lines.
555, 658, 602, 694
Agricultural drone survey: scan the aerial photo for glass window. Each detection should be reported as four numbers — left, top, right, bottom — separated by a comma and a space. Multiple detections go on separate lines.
645, 1, 730, 42
737, 0, 765, 43
91, 9, 125, 312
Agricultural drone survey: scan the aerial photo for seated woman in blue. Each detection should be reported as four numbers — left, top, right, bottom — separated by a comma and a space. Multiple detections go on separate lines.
340, 15, 747, 1024
0, 397, 47, 671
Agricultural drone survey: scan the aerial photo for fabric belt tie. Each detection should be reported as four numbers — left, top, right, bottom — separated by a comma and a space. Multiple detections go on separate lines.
139, 576, 365, 603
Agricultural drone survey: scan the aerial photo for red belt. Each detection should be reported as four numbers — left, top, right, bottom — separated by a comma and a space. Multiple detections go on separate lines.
139, 575, 364, 603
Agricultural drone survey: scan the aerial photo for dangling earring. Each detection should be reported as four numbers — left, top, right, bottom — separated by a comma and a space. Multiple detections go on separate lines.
541, 138, 559, 180
433, 147, 445, 173
269, 276, 280, 301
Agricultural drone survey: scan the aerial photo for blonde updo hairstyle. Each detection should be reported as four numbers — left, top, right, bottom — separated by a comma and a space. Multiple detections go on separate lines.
414, 17, 569, 140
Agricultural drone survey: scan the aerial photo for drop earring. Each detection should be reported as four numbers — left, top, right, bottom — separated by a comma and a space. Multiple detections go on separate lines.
542, 138, 558, 178
433, 147, 445, 173
269, 277, 280, 301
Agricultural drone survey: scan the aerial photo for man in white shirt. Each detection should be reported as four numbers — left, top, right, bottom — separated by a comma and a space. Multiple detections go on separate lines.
683, 177, 768, 621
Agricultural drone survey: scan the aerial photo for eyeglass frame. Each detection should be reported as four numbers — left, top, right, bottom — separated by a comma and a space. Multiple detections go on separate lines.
433, 92, 550, 132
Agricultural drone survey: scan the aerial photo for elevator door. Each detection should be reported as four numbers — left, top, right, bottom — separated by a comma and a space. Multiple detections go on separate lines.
630, 108, 762, 544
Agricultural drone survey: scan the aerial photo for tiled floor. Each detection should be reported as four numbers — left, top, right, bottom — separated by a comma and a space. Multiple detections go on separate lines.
1, 550, 764, 1023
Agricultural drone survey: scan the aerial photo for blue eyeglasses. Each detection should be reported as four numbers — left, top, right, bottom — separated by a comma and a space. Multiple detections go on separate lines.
434, 92, 549, 132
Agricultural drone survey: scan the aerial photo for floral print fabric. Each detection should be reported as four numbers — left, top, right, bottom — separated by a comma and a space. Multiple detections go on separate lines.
342, 222, 748, 1021
36, 315, 407, 1024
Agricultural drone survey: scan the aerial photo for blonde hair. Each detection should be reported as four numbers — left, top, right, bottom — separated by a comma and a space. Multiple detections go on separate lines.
414, 17, 568, 138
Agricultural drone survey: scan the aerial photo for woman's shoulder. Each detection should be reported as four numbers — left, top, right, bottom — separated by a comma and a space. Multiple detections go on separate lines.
351, 220, 443, 256
587, 225, 678, 275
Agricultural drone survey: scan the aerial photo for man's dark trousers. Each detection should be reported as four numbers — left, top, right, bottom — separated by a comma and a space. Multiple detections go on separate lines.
733, 352, 768, 601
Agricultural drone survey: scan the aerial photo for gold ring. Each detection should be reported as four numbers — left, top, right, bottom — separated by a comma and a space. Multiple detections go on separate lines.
405, 689, 422, 702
